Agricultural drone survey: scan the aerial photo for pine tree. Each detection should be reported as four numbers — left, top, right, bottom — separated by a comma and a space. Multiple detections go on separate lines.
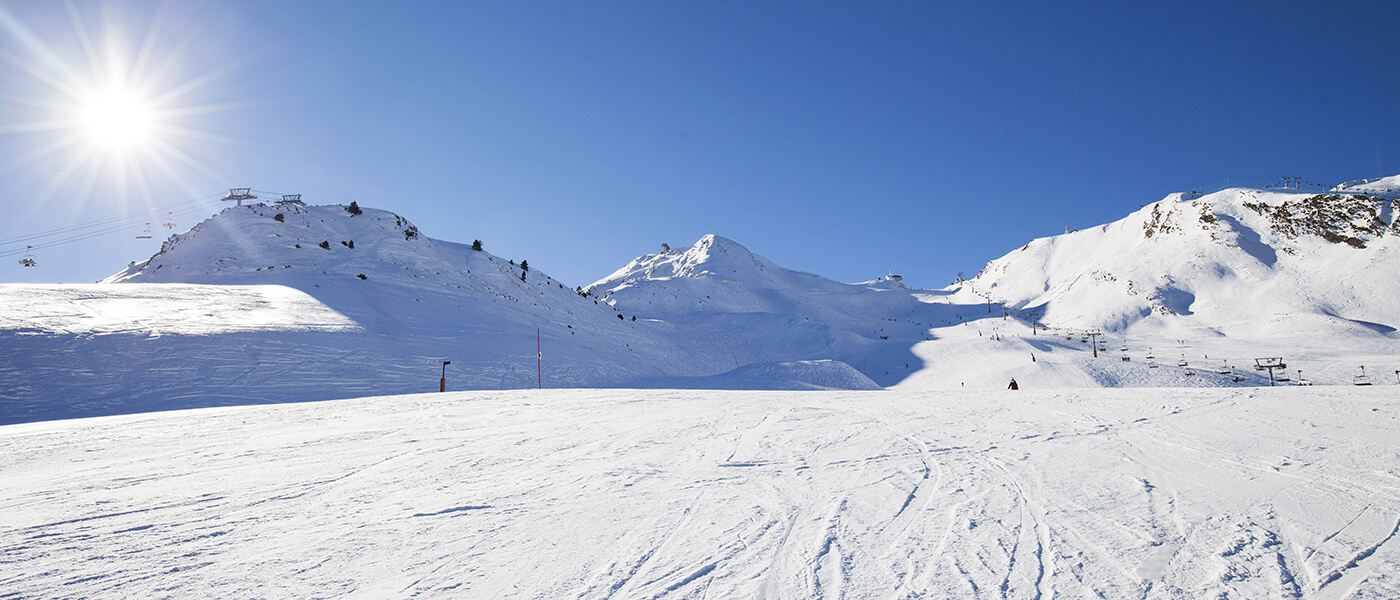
347, 201, 362, 216
521, 260, 529, 272
472, 240, 482, 251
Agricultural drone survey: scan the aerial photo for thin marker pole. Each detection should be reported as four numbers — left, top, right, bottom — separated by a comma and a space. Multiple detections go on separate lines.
536, 329, 542, 390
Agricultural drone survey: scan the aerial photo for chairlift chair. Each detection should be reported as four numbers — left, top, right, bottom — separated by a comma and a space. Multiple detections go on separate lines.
1354, 366, 1373, 386
1217, 361, 1232, 375
162, 212, 176, 229
18, 246, 36, 267
136, 223, 153, 239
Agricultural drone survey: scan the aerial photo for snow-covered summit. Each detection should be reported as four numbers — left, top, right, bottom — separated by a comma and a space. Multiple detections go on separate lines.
102, 202, 620, 332
970, 183, 1400, 344
1334, 174, 1400, 195
586, 234, 904, 318
595, 234, 778, 282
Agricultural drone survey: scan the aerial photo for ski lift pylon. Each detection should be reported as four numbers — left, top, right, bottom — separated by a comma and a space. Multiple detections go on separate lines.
222, 188, 256, 206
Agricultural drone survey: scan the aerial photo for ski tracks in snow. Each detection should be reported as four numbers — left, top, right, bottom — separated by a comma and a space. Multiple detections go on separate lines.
4, 388, 1400, 598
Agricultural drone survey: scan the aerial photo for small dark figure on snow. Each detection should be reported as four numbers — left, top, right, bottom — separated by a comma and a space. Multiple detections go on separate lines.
1008, 378, 1019, 390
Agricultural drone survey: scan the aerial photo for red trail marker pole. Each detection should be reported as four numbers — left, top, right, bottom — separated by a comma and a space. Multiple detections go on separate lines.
440, 360, 450, 392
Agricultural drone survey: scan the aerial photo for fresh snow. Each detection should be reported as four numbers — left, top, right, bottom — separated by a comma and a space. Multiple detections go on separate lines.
3, 387, 1398, 598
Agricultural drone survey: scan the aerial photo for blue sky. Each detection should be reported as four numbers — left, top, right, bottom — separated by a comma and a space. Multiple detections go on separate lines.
3, 1, 1398, 288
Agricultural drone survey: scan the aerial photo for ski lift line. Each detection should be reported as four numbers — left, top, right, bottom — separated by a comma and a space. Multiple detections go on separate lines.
0, 204, 207, 247
0, 220, 163, 257
0, 192, 225, 247
0, 203, 220, 258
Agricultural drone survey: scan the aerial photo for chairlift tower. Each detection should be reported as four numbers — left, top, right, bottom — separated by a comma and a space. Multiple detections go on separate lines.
1253, 357, 1287, 386
221, 188, 256, 206
1086, 330, 1103, 358
278, 194, 304, 206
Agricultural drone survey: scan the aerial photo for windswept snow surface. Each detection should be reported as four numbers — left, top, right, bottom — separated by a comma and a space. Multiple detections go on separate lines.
3, 387, 1399, 598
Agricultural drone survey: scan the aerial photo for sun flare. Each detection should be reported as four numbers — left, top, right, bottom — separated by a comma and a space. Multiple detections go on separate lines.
0, 2, 236, 209
80, 88, 154, 151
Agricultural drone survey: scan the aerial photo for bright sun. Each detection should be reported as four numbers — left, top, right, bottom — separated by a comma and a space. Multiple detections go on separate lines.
0, 1, 235, 209
79, 88, 154, 151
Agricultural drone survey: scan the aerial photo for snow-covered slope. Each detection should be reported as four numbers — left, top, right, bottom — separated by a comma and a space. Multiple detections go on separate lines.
5, 386, 1399, 598
586, 234, 964, 386
1, 203, 682, 424
102, 203, 621, 334
970, 186, 1400, 345
4, 177, 1400, 426
1, 207, 900, 424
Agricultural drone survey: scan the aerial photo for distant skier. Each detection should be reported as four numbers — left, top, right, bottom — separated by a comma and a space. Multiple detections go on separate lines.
1008, 378, 1019, 390
1031, 353, 1036, 363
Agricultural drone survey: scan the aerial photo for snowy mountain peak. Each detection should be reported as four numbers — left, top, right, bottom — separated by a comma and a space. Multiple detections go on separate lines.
100, 201, 641, 338
104, 203, 439, 284
971, 179, 1400, 339
589, 234, 776, 290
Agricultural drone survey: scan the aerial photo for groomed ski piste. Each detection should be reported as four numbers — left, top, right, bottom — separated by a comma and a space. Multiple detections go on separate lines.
3, 176, 1399, 598
3, 387, 1398, 598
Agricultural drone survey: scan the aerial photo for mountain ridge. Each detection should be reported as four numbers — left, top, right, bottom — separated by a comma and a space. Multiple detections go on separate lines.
4, 175, 1400, 424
